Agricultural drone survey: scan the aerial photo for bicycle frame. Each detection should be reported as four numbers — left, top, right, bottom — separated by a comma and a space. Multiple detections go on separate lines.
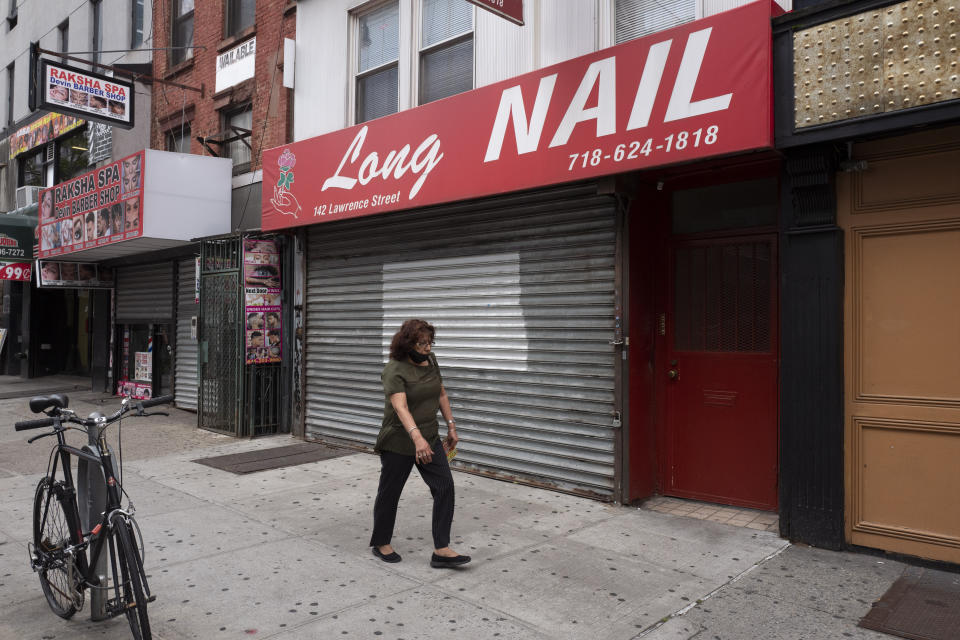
37, 425, 145, 599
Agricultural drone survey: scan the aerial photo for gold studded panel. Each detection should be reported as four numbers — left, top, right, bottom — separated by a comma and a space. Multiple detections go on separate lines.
794, 0, 960, 128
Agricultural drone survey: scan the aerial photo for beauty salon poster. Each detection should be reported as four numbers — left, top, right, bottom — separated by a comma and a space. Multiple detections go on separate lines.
243, 238, 282, 364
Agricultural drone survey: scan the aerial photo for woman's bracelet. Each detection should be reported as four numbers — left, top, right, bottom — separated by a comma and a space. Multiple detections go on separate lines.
406, 426, 420, 436
447, 420, 456, 428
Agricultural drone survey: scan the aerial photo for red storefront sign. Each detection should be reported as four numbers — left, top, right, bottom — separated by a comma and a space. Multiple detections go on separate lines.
1, 263, 32, 281
262, 1, 775, 232
38, 150, 144, 258
467, 0, 524, 26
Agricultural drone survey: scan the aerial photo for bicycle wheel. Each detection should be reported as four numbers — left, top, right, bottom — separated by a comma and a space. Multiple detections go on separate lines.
112, 518, 152, 640
32, 477, 80, 619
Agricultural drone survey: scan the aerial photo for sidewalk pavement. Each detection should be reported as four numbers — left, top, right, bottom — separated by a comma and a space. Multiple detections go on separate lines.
0, 374, 93, 400
0, 387, 903, 639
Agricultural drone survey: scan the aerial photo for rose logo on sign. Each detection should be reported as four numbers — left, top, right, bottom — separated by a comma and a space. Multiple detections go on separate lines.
270, 149, 301, 219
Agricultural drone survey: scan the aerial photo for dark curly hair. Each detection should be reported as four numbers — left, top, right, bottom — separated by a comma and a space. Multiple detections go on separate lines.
389, 319, 435, 361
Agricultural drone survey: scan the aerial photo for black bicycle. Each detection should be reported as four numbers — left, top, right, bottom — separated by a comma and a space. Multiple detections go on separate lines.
16, 393, 174, 640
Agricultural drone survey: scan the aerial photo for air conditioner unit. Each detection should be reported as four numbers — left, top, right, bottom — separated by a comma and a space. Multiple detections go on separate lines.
15, 185, 41, 209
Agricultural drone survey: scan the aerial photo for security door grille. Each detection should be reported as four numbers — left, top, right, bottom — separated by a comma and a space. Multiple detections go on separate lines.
115, 262, 174, 322
673, 241, 772, 352
175, 258, 199, 410
199, 237, 242, 435
304, 183, 620, 497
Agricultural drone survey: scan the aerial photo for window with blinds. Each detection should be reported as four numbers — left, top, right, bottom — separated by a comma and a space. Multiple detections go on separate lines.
419, 0, 473, 105
225, 108, 252, 174
615, 0, 696, 44
356, 1, 400, 123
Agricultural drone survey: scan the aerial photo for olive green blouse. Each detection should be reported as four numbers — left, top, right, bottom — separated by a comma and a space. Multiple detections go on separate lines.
374, 355, 443, 456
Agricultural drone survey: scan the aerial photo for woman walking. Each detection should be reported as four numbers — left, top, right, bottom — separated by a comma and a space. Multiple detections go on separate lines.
370, 319, 471, 568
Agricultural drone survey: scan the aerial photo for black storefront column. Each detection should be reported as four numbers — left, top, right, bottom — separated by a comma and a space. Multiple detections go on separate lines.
778, 146, 845, 549
90, 290, 112, 392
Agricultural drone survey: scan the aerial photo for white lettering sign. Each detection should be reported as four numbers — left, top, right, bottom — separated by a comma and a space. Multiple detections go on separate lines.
322, 126, 444, 200
484, 27, 732, 162
215, 37, 257, 92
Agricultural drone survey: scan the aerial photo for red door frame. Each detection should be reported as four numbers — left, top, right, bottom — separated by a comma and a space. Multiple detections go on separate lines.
625, 156, 781, 506
659, 231, 779, 509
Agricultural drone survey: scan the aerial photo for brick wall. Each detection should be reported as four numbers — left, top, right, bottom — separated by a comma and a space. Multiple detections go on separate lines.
150, 0, 296, 173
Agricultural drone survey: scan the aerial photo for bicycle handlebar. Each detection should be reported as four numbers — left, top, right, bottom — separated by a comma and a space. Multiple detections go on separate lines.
138, 395, 175, 409
15, 417, 58, 431
16, 394, 175, 434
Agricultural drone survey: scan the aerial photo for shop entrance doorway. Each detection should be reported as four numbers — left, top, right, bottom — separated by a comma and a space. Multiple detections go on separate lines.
657, 177, 779, 510
31, 288, 91, 377
663, 235, 778, 509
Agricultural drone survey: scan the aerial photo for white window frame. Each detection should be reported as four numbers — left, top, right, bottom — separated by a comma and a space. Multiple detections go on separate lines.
412, 0, 475, 107
348, 0, 477, 124
131, 0, 145, 48
349, 0, 406, 125
602, 0, 703, 49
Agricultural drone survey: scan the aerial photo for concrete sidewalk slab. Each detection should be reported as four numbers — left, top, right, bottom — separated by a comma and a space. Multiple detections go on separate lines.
732, 544, 904, 621
433, 536, 710, 640
146, 537, 420, 639
270, 583, 550, 640
0, 374, 92, 400
640, 545, 895, 640
0, 398, 920, 640
569, 512, 787, 580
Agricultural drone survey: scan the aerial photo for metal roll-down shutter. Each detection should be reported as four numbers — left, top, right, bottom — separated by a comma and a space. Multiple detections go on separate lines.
304, 183, 619, 497
115, 262, 175, 323
175, 258, 199, 410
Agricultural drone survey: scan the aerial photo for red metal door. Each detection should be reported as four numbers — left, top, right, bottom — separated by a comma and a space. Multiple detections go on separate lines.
664, 235, 778, 510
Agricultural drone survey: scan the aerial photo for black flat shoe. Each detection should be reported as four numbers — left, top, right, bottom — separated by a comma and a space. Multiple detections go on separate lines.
430, 553, 471, 568
372, 547, 402, 563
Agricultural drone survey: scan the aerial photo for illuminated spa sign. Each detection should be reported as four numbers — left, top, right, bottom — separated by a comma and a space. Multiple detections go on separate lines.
37, 150, 232, 260
38, 150, 143, 258
40, 60, 135, 129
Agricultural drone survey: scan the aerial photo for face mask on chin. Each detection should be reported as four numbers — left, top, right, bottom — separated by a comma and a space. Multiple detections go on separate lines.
409, 351, 429, 364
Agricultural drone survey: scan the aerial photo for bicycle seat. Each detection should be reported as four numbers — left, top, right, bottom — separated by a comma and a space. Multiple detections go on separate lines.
29, 394, 69, 414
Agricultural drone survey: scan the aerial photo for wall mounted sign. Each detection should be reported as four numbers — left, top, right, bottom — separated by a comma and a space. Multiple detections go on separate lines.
261, 1, 776, 232
467, 0, 523, 26
8, 112, 85, 159
40, 59, 134, 129
0, 225, 35, 281
37, 150, 143, 258
36, 260, 114, 289
243, 237, 282, 365
216, 37, 256, 92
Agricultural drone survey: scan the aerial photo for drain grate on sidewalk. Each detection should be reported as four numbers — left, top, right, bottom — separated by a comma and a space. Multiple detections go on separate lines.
859, 565, 960, 640
193, 442, 356, 474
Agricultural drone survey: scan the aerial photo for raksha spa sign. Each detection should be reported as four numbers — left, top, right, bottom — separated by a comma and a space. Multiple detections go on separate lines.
37, 151, 143, 258
262, 1, 776, 231
40, 60, 134, 129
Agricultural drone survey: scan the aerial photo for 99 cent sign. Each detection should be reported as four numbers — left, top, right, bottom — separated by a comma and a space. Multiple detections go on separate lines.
0, 225, 35, 282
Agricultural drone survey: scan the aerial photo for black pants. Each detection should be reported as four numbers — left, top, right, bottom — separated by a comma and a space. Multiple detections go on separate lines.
369, 439, 455, 550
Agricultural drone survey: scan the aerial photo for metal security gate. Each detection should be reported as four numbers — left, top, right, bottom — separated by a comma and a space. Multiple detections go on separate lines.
175, 258, 199, 410
199, 238, 242, 435
115, 262, 174, 323
304, 183, 621, 497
